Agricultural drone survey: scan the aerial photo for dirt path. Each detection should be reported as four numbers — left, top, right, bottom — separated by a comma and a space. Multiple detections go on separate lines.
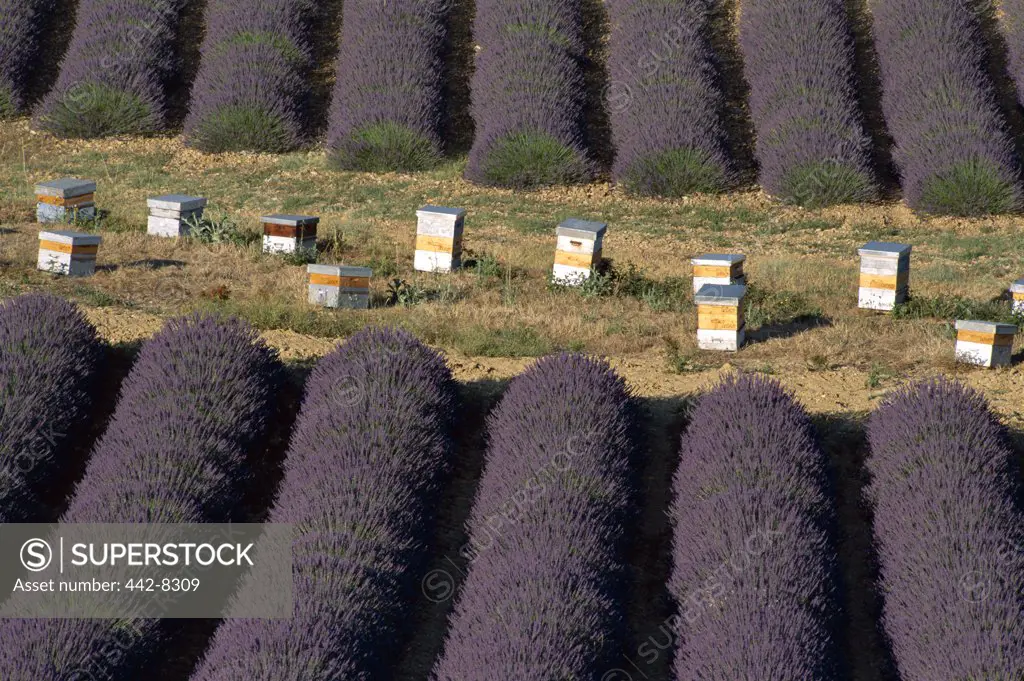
82, 305, 1024, 425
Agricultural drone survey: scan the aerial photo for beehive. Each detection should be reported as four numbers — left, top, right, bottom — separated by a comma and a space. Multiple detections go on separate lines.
261, 214, 318, 254
857, 241, 910, 311
691, 253, 745, 294
35, 178, 96, 223
1010, 279, 1024, 315
37, 230, 101, 277
695, 283, 746, 351
415, 205, 465, 273
147, 195, 207, 237
954, 320, 1016, 368
307, 264, 371, 309
552, 218, 606, 285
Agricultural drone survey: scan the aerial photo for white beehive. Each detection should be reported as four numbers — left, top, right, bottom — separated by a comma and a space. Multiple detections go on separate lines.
414, 206, 465, 273
1010, 279, 1024, 315
857, 241, 910, 311
552, 218, 606, 285
147, 194, 207, 237
35, 178, 96, 223
695, 283, 746, 351
37, 230, 102, 277
691, 253, 745, 294
954, 320, 1016, 368
261, 214, 318, 254
308, 264, 371, 309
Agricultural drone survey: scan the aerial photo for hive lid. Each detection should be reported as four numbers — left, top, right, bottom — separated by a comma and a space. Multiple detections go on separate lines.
955, 319, 1017, 335
148, 194, 207, 211
695, 283, 746, 305
557, 218, 607, 239
39, 230, 102, 245
308, 263, 373, 276
691, 253, 745, 266
417, 205, 466, 218
1010, 279, 1024, 293
35, 178, 96, 198
261, 214, 319, 226
858, 241, 911, 257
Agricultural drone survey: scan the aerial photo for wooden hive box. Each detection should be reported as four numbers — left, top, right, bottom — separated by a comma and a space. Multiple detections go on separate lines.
35, 178, 96, 224
954, 320, 1016, 368
552, 218, 607, 285
695, 283, 746, 351
38, 230, 102, 277
1010, 279, 1024, 315
857, 241, 910, 311
415, 205, 465, 273
261, 214, 319, 254
691, 253, 745, 294
147, 195, 207, 237
308, 264, 372, 309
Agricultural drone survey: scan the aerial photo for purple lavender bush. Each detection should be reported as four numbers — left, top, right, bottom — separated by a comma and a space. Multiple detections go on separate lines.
871, 0, 1022, 214
606, 0, 732, 196
190, 328, 457, 680
0, 0, 52, 116
670, 374, 841, 679
33, 0, 191, 137
465, 0, 593, 187
0, 313, 281, 680
866, 378, 1024, 679
432, 353, 637, 680
183, 0, 318, 152
326, 0, 447, 171
1002, 0, 1024, 107
738, 0, 875, 206
0, 294, 101, 522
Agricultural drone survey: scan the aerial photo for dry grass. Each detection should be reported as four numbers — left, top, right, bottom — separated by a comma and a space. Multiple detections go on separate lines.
3, 118, 1024, 416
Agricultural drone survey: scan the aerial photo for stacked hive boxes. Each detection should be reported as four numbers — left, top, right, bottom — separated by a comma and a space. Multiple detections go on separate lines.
1011, 279, 1024, 315
37, 230, 101, 276
308, 264, 371, 309
415, 206, 465, 273
691, 253, 745, 293
262, 214, 318, 254
552, 218, 606, 285
857, 241, 910, 311
35, 179, 95, 223
695, 283, 746, 351
147, 195, 207, 237
954, 320, 1016, 368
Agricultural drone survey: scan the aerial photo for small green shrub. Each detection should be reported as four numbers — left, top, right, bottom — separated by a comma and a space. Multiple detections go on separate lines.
188, 105, 294, 153
480, 131, 590, 188
37, 83, 159, 138
780, 160, 876, 208
919, 159, 1021, 216
0, 85, 16, 119
385, 278, 428, 307
891, 295, 1017, 323
622, 148, 728, 197
329, 121, 441, 172
185, 213, 254, 245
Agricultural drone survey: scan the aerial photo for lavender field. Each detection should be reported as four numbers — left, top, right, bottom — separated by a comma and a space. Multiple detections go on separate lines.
0, 294, 1020, 681
4, 0, 1024, 214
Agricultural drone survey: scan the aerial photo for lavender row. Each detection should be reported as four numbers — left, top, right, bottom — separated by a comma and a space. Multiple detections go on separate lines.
670, 374, 842, 678
35, 0, 191, 137
606, 0, 732, 197
0, 294, 101, 523
867, 378, 1024, 679
464, 0, 593, 187
184, 0, 319, 152
738, 0, 875, 206
326, 0, 448, 171
871, 0, 1021, 214
191, 328, 458, 679
433, 353, 637, 679
0, 313, 281, 680
0, 0, 50, 116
